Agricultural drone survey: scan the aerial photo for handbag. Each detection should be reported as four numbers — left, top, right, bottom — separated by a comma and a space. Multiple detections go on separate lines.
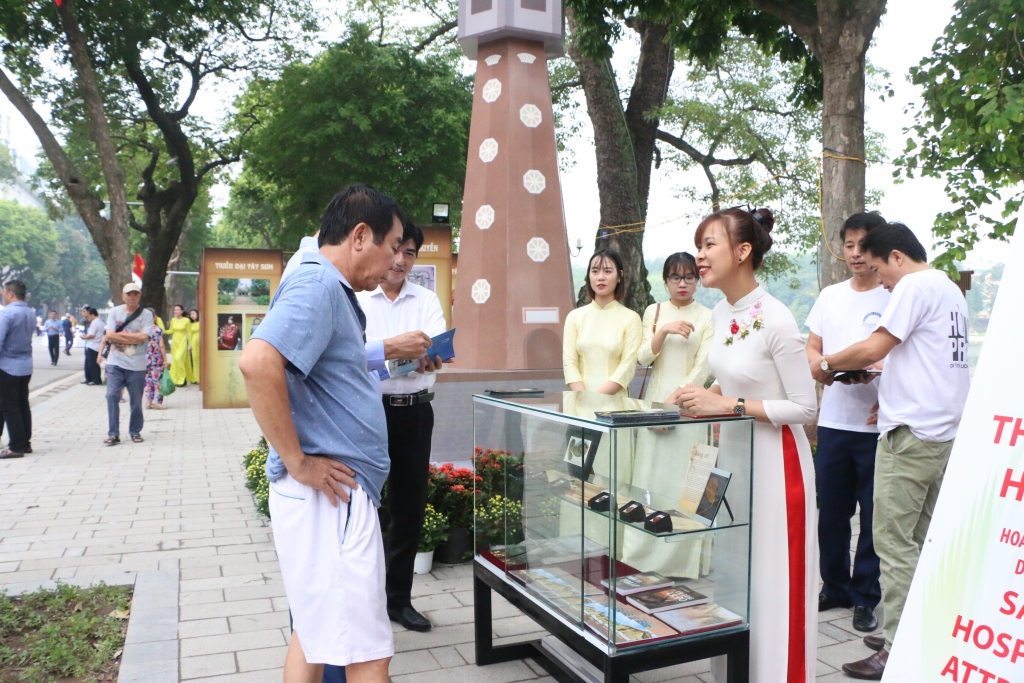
637, 303, 661, 401
159, 368, 176, 396
102, 306, 145, 359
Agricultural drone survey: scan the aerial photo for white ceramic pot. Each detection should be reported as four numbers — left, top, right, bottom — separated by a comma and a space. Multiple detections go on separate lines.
413, 549, 434, 575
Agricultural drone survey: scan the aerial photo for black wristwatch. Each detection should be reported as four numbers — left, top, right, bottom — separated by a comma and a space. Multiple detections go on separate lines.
733, 398, 746, 415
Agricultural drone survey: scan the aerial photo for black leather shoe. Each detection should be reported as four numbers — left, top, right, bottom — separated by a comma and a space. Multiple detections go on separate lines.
818, 592, 852, 612
22, 445, 32, 454
387, 606, 431, 632
853, 605, 878, 632
842, 648, 887, 680
863, 634, 885, 651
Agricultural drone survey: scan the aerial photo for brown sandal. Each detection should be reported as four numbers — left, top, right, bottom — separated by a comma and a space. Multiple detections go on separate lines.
104, 437, 120, 446
131, 435, 144, 443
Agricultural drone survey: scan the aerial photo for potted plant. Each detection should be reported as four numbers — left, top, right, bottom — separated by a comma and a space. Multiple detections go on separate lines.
475, 495, 524, 549
430, 463, 479, 563
415, 505, 448, 574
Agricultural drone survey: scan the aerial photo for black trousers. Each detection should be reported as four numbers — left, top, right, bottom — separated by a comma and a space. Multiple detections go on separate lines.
47, 335, 60, 364
84, 348, 101, 384
381, 399, 434, 609
0, 371, 32, 452
815, 425, 882, 608
64, 334, 73, 352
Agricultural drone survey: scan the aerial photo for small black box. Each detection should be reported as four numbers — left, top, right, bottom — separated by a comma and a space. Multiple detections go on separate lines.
618, 500, 646, 523
588, 491, 611, 511
644, 510, 673, 533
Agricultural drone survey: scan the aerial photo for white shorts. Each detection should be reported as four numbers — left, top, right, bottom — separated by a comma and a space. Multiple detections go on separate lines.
270, 472, 393, 666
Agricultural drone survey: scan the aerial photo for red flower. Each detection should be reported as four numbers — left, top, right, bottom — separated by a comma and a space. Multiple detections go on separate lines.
452, 484, 466, 492
729, 320, 740, 335
475, 476, 483, 482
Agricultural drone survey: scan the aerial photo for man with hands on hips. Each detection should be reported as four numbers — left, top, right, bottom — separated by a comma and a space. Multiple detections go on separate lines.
240, 184, 406, 683
819, 222, 970, 681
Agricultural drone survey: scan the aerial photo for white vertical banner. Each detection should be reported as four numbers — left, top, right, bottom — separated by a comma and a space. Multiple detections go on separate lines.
884, 229, 1024, 682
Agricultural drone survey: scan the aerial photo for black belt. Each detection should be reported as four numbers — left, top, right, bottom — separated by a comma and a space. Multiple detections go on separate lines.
383, 390, 434, 407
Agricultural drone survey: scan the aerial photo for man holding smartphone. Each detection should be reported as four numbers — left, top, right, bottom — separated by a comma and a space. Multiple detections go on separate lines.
805, 213, 889, 635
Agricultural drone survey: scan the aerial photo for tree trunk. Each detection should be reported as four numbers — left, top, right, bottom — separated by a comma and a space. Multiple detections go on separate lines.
567, 11, 674, 315
749, 0, 886, 290
0, 23, 132, 306
811, 0, 887, 290
624, 19, 675, 219
56, 0, 132, 303
818, 53, 866, 289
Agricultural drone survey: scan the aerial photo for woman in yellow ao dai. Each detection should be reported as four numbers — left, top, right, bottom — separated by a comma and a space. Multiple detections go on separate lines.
623, 252, 715, 578
562, 249, 642, 396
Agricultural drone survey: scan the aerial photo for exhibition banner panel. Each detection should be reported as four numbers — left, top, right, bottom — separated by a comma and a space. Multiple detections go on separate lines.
884, 233, 1023, 682
416, 225, 453, 328
200, 248, 282, 409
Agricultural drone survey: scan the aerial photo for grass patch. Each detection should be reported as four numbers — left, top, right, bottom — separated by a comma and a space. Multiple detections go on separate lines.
0, 583, 132, 683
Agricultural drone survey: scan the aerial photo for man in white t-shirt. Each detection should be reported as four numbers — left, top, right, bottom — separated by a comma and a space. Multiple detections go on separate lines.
80, 306, 105, 385
805, 213, 889, 636
821, 223, 970, 680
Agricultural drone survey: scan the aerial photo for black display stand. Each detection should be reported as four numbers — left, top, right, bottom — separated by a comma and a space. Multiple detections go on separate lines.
473, 560, 749, 683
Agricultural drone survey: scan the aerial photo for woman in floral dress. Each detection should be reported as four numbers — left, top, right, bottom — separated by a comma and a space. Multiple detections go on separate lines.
145, 321, 168, 410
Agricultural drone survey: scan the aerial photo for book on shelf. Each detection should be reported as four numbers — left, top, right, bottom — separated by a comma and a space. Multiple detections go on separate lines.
656, 603, 744, 636
509, 567, 603, 600
520, 535, 607, 566
489, 544, 528, 566
573, 595, 678, 645
600, 572, 674, 596
625, 585, 708, 614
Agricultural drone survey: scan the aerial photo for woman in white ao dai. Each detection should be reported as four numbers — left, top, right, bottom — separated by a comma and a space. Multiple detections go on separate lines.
668, 208, 818, 683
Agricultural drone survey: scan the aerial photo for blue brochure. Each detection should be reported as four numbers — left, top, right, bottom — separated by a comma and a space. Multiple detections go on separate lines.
385, 328, 456, 378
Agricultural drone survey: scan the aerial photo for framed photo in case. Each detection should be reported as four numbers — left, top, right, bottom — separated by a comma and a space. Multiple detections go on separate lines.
563, 428, 601, 480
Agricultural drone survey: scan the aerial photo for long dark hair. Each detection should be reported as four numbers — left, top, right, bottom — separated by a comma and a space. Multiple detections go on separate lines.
585, 249, 626, 302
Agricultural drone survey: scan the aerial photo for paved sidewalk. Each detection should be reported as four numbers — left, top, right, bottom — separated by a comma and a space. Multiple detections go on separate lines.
0, 379, 879, 682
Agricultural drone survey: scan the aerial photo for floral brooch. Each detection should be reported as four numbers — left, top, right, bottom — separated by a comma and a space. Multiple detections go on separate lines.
725, 300, 764, 345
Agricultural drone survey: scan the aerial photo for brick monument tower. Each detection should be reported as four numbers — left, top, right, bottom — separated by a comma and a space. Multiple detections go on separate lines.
452, 0, 575, 370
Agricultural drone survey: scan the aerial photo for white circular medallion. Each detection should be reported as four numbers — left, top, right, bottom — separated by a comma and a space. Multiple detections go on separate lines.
527, 237, 550, 262
475, 205, 495, 230
471, 279, 491, 304
519, 104, 542, 128
523, 169, 546, 194
481, 78, 502, 103
479, 138, 499, 163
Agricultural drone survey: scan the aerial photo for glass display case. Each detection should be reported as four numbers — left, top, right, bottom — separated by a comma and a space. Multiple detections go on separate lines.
472, 390, 753, 683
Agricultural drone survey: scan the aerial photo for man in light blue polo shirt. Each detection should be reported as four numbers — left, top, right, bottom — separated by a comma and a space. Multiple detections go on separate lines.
239, 184, 405, 683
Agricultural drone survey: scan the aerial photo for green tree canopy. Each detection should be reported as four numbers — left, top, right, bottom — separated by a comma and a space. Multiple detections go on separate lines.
897, 0, 1023, 273
232, 24, 472, 244
0, 0, 314, 314
0, 199, 60, 303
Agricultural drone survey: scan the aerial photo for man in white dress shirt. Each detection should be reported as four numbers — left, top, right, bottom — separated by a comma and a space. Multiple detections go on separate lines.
356, 223, 445, 633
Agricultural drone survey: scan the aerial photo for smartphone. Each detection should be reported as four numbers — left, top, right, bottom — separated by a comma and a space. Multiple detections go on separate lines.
833, 370, 881, 383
